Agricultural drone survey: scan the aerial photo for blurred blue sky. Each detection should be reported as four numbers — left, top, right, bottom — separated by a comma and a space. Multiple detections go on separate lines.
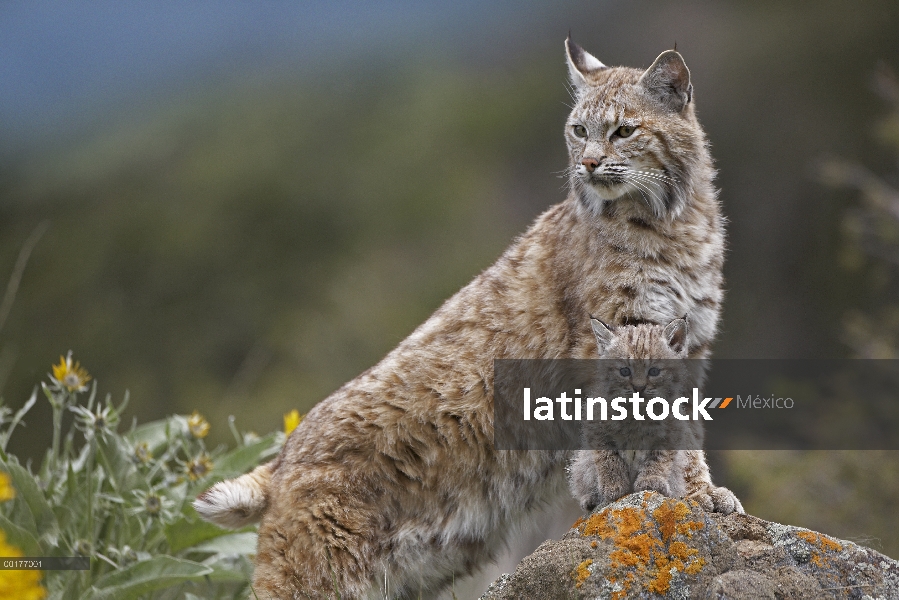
0, 0, 577, 140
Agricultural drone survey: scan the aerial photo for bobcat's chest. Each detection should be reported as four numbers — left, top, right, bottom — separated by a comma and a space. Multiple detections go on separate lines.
578, 246, 720, 354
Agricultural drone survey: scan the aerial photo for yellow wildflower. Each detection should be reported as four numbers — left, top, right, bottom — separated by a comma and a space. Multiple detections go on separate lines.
185, 455, 213, 481
0, 472, 14, 503
187, 411, 210, 439
0, 530, 46, 600
283, 409, 303, 435
132, 442, 152, 465
51, 352, 91, 392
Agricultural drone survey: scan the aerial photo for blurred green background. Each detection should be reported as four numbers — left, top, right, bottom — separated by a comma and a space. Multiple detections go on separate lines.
2, 0, 899, 565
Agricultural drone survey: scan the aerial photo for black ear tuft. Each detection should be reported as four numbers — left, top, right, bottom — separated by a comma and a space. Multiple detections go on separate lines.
565, 35, 607, 90
638, 50, 692, 112
591, 318, 616, 354
663, 318, 688, 354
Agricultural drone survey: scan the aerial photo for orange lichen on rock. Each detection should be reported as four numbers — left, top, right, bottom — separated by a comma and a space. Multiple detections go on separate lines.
615, 506, 650, 538
573, 558, 593, 588
580, 510, 614, 538
645, 538, 706, 594
610, 532, 662, 568
684, 556, 706, 575
669, 540, 699, 561
797, 530, 843, 553
577, 498, 708, 596
654, 499, 690, 541
646, 563, 674, 594
677, 519, 705, 537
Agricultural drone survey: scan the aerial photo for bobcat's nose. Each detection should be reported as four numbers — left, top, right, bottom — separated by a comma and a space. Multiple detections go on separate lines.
581, 156, 600, 173
632, 383, 647, 394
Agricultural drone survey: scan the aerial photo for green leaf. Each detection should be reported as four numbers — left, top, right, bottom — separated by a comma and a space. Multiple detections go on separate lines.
124, 419, 170, 454
1, 460, 58, 546
199, 564, 251, 583
80, 556, 213, 600
189, 531, 257, 555
211, 433, 278, 478
95, 434, 137, 493
165, 517, 232, 554
0, 512, 41, 555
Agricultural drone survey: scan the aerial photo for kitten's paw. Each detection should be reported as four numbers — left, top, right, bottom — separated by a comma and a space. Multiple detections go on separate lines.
633, 475, 671, 497
709, 486, 744, 515
688, 490, 715, 512
577, 491, 604, 513
688, 486, 744, 515
599, 479, 632, 504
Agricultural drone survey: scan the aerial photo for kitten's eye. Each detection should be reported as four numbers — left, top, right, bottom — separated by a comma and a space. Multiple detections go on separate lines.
619, 367, 631, 377
614, 125, 636, 138
573, 124, 588, 138
648, 367, 661, 376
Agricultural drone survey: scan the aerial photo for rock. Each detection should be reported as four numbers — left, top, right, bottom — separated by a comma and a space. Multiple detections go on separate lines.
479, 491, 899, 599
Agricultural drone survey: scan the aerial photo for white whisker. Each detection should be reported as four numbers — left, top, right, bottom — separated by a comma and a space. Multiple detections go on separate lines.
626, 172, 672, 217
630, 169, 678, 185
627, 176, 662, 213
628, 177, 654, 211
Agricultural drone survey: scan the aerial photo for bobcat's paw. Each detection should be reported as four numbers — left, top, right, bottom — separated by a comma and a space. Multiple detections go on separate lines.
689, 486, 744, 515
688, 490, 715, 512
709, 486, 744, 515
576, 490, 605, 513
633, 475, 672, 497
599, 479, 632, 504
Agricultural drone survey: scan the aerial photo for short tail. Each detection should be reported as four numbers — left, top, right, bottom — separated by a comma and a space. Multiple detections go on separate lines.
193, 462, 273, 528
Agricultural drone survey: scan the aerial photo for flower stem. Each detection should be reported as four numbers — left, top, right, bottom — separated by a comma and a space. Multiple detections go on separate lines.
50, 394, 63, 473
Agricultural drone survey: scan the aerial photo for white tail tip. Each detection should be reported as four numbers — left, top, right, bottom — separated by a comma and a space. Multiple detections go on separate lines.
193, 463, 271, 529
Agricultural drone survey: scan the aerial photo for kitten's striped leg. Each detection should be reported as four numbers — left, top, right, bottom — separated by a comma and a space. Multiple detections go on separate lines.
683, 449, 744, 514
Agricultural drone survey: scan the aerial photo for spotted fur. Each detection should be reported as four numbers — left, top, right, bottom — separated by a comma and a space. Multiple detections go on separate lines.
196, 39, 727, 599
569, 319, 743, 515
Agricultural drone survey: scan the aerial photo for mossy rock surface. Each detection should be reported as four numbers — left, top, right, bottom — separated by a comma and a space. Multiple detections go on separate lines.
480, 491, 899, 599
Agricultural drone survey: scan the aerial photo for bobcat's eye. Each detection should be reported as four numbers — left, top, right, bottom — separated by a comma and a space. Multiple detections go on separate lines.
614, 125, 636, 138
573, 124, 588, 138
619, 367, 631, 377
648, 367, 660, 376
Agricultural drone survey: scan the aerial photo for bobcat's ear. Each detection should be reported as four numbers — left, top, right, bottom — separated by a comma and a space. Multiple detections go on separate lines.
638, 50, 693, 112
663, 318, 688, 354
566, 36, 606, 91
590, 318, 615, 354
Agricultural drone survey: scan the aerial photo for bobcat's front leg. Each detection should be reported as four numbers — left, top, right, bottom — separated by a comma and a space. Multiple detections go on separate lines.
595, 449, 632, 504
569, 449, 631, 513
683, 449, 744, 514
633, 449, 678, 498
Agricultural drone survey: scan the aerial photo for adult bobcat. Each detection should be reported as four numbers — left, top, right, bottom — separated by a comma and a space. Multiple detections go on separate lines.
196, 39, 727, 598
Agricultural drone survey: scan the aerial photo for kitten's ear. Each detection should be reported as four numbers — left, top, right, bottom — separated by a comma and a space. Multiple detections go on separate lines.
638, 50, 693, 112
566, 36, 606, 91
590, 318, 615, 354
663, 318, 688, 354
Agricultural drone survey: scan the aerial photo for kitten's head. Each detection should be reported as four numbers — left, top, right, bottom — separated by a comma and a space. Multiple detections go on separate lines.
564, 38, 711, 219
589, 317, 690, 398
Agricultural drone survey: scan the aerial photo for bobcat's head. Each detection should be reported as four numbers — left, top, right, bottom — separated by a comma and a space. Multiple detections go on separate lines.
564, 38, 711, 220
590, 317, 692, 399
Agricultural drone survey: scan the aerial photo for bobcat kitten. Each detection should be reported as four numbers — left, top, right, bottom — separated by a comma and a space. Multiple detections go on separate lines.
196, 39, 727, 599
569, 318, 744, 514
